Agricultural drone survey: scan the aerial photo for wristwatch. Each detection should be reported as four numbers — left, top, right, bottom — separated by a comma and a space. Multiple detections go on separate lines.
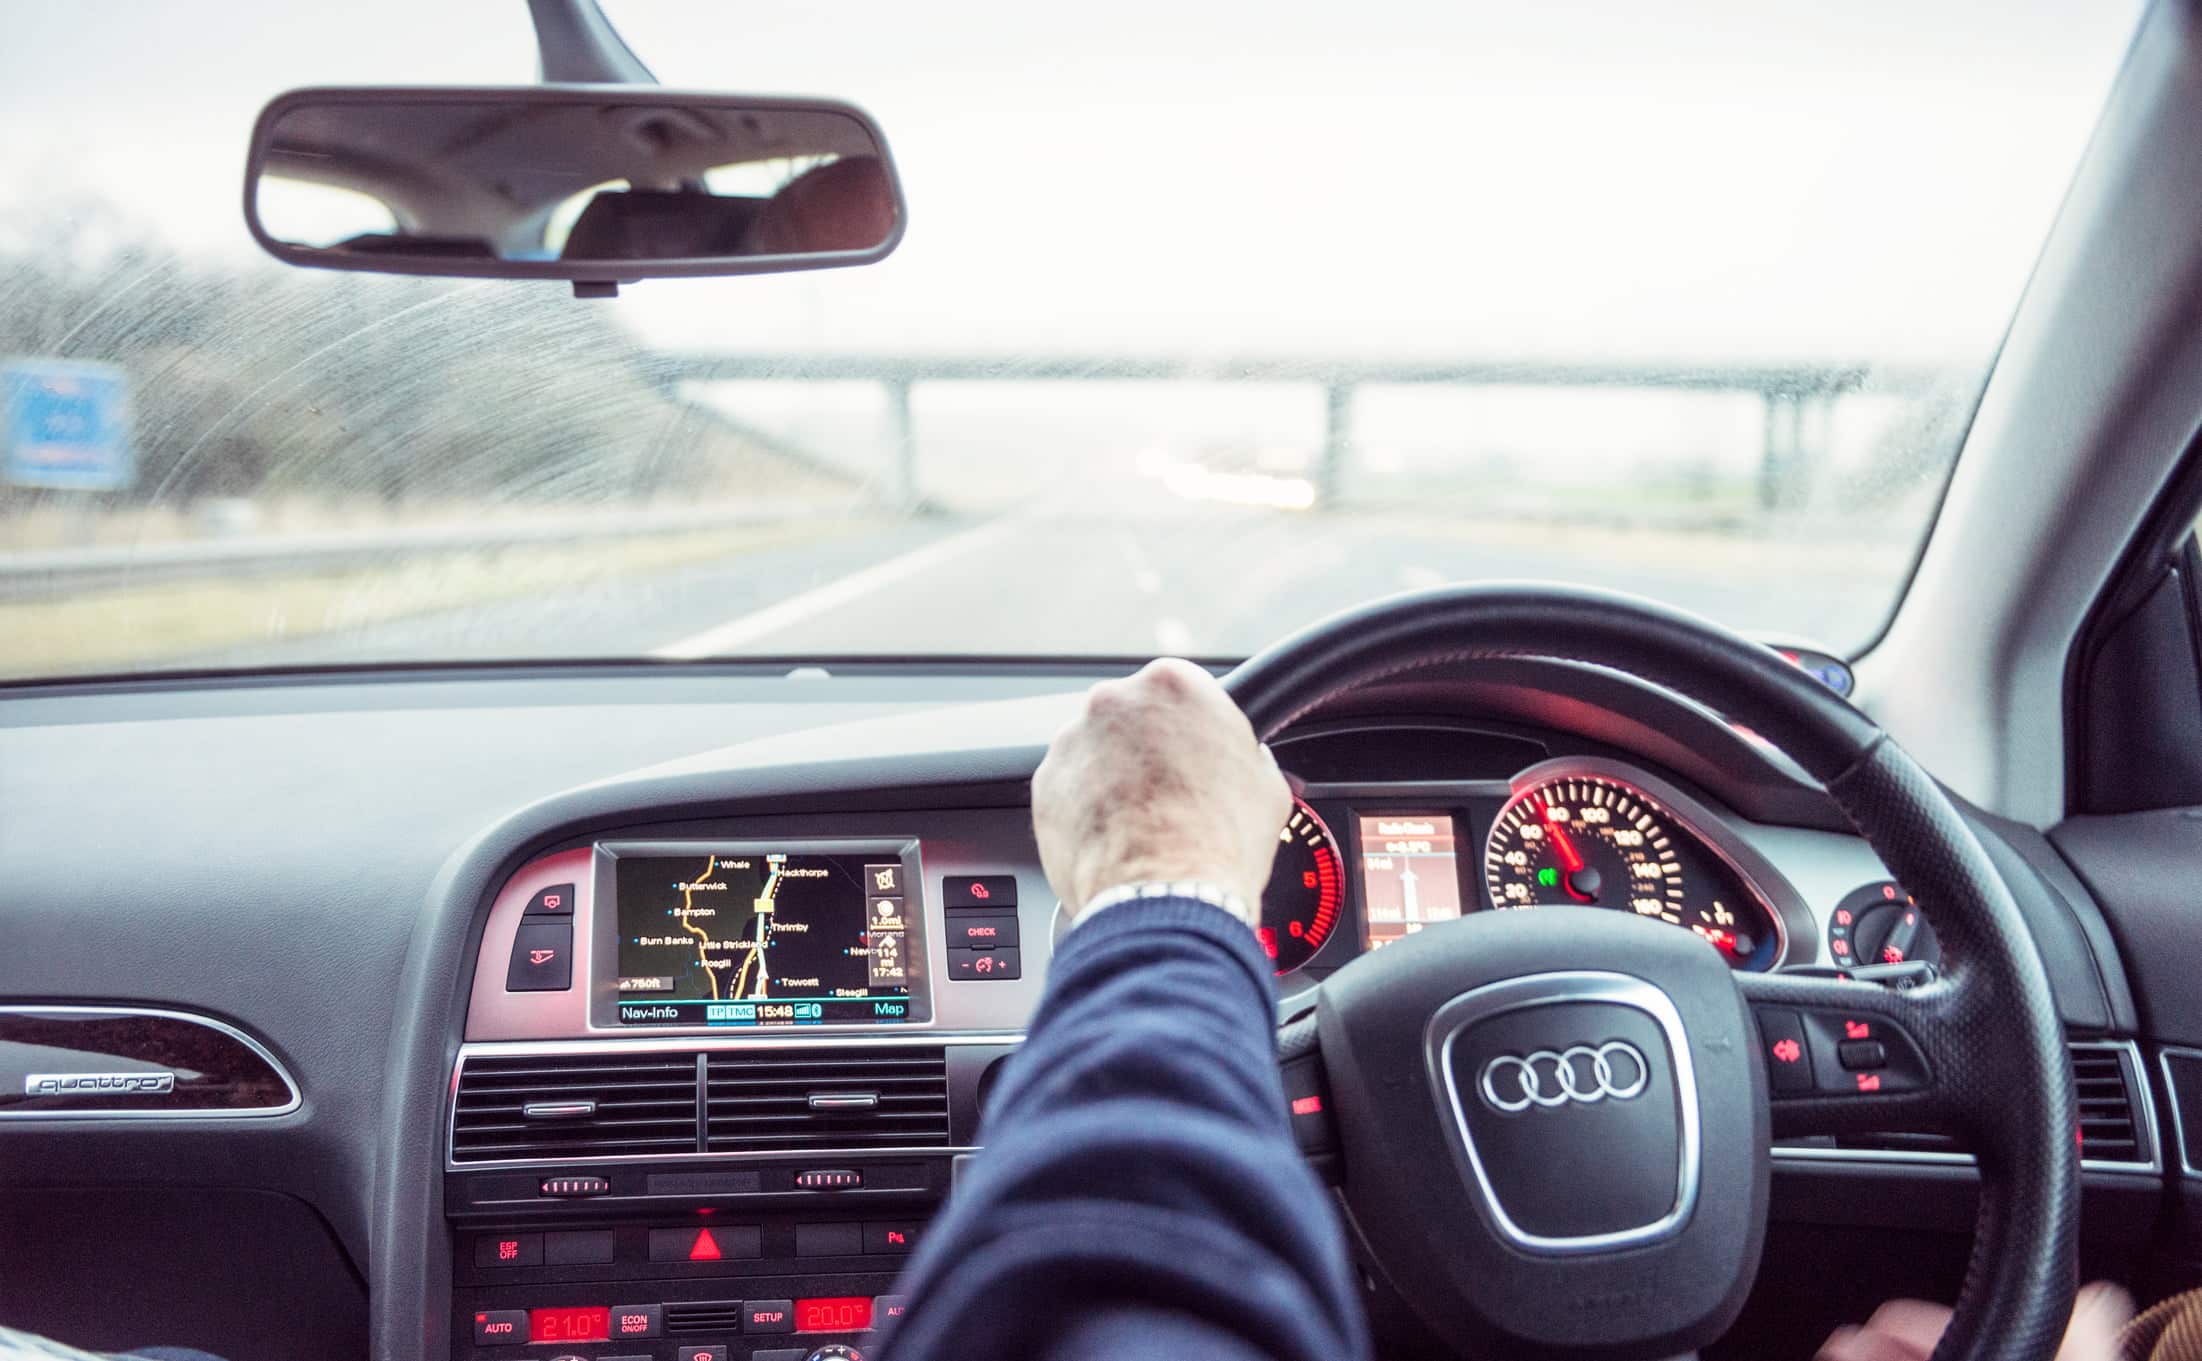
1078, 879, 1254, 926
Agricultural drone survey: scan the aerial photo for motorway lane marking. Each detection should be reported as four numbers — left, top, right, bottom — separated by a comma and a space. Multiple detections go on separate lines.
651, 516, 1022, 659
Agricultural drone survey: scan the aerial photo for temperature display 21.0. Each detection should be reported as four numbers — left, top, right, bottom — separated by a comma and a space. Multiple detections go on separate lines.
529, 1306, 609, 1344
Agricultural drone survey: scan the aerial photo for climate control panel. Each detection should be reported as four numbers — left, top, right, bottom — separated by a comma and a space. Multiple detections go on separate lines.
454, 1212, 926, 1361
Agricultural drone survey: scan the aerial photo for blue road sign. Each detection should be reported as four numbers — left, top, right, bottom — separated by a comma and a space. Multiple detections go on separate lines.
3, 358, 133, 491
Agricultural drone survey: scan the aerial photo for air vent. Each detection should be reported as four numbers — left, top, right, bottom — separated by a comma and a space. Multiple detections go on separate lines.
453, 1052, 699, 1164
1783, 1042, 2152, 1169
706, 1047, 949, 1152
2072, 1044, 2145, 1166
667, 1301, 748, 1336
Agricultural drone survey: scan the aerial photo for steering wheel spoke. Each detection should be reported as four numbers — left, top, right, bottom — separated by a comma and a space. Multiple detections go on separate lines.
1735, 970, 1970, 1139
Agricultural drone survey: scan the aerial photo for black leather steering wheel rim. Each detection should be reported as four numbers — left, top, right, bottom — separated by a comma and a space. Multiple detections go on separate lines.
1226, 583, 2078, 1361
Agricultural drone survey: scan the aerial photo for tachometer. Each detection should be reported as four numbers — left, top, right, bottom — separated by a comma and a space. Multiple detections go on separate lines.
1258, 800, 1344, 974
1483, 774, 1774, 969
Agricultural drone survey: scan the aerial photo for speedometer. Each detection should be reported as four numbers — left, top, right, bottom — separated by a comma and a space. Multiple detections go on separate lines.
1483, 774, 1776, 970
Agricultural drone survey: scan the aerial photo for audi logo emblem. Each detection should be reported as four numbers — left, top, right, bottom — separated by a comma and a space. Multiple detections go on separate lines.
1478, 1041, 1650, 1111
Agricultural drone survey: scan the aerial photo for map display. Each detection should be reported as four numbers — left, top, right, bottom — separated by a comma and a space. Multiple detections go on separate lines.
613, 851, 912, 1026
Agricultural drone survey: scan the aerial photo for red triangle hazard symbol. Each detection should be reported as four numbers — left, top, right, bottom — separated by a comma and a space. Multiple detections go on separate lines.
688, 1228, 722, 1261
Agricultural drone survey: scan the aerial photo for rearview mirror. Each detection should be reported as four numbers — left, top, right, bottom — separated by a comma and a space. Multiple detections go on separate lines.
245, 86, 905, 290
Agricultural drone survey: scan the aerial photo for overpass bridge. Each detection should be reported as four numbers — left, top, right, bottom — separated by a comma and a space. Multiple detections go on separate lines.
649, 352, 1945, 510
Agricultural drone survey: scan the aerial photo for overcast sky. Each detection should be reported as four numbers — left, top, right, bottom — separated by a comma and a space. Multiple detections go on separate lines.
0, 0, 2144, 365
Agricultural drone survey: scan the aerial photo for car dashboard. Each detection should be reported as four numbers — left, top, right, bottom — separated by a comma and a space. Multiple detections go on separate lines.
0, 664, 2175, 1361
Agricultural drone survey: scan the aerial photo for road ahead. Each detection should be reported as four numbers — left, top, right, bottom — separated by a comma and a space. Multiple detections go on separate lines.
194, 504, 1898, 671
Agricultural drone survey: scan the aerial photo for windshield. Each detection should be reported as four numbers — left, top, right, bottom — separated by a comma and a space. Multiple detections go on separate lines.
0, 2, 2142, 681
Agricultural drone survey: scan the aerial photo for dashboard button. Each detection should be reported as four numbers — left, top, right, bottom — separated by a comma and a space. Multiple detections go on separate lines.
864, 864, 904, 896
746, 1300, 795, 1334
875, 1295, 910, 1325
524, 882, 576, 918
944, 875, 1017, 908
543, 1229, 614, 1265
474, 1231, 541, 1267
864, 1221, 922, 1254
505, 920, 573, 992
677, 1348, 727, 1361
868, 897, 907, 931
795, 1222, 864, 1257
649, 1225, 760, 1261
749, 1351, 807, 1361
1754, 1009, 1815, 1095
1838, 1039, 1888, 1070
608, 1304, 663, 1339
946, 946, 1021, 980
1280, 1056, 1338, 1153
471, 1310, 527, 1344
1797, 1010, 1928, 1094
944, 913, 1018, 948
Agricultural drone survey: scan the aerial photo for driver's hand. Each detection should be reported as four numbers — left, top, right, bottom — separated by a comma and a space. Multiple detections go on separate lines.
1816, 1281, 2133, 1361
1032, 657, 1290, 928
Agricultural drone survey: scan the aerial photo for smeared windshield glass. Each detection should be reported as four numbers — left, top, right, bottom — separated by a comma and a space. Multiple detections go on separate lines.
0, 0, 2142, 679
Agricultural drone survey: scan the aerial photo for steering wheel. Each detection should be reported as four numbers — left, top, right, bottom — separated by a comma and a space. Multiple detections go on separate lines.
1225, 585, 2077, 1361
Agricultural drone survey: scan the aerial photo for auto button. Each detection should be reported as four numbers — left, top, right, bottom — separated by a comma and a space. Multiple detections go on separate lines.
471, 1310, 527, 1344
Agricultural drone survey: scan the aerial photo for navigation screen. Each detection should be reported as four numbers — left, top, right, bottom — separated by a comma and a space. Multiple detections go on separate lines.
612, 850, 913, 1026
1359, 814, 1465, 949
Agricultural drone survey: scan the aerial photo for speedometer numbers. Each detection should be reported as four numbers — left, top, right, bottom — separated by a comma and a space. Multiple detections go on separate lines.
1258, 800, 1344, 974
1483, 776, 1769, 969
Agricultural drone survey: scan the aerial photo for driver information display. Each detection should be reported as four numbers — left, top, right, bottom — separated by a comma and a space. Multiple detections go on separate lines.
1359, 814, 1465, 949
613, 851, 912, 1026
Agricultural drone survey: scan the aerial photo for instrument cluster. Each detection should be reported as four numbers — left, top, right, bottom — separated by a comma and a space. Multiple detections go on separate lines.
1259, 757, 1850, 979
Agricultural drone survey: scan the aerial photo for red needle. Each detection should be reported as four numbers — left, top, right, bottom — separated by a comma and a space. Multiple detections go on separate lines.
1541, 803, 1594, 902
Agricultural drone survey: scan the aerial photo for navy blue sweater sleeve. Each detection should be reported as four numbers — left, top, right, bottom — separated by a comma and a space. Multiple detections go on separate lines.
878, 896, 1371, 1361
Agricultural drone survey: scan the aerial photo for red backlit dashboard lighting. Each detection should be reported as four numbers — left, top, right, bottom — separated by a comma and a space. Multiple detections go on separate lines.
529, 1306, 609, 1344
797, 1296, 875, 1333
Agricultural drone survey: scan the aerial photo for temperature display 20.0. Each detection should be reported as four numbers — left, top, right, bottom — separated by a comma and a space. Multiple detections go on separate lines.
798, 1296, 875, 1333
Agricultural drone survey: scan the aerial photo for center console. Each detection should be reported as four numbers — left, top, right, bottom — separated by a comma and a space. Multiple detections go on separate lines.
448, 825, 1039, 1361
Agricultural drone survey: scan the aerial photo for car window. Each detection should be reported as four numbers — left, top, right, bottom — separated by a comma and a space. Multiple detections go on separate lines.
0, 0, 2144, 680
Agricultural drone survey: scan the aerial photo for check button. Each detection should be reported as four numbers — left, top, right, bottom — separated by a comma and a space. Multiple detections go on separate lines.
944, 913, 1018, 948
